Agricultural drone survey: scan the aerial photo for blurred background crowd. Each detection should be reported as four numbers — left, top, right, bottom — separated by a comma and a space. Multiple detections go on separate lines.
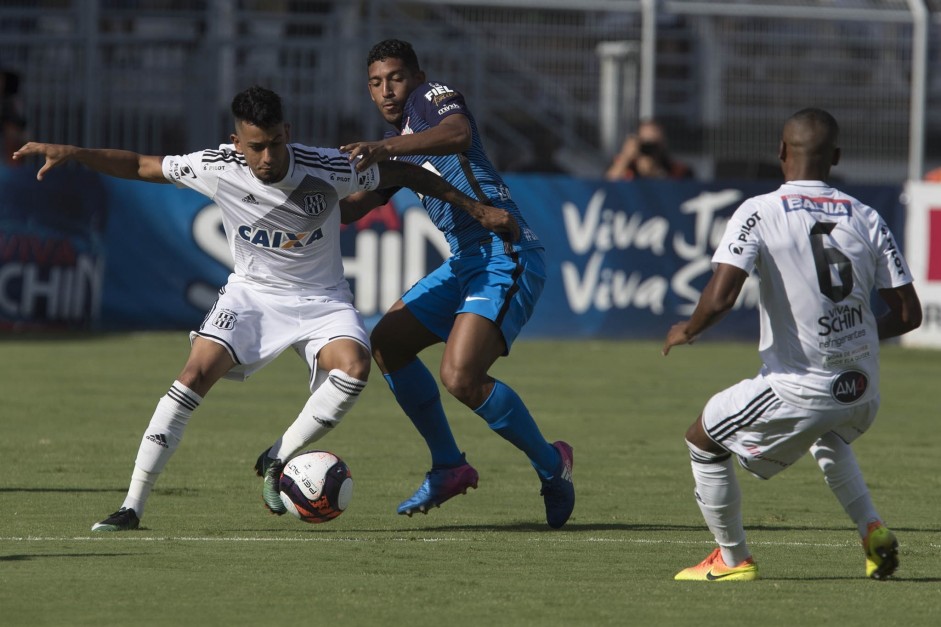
2, 0, 940, 184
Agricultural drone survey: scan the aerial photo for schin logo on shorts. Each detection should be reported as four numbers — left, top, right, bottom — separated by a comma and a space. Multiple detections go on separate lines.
303, 193, 327, 216
831, 370, 868, 404
211, 309, 238, 331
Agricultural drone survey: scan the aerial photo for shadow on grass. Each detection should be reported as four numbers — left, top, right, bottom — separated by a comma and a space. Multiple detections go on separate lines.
379, 521, 941, 534
0, 488, 128, 493
0, 553, 139, 561
399, 522, 709, 533
767, 575, 941, 583
0, 487, 200, 496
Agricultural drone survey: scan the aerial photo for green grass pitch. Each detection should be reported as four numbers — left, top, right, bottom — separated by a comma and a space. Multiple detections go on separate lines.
1, 333, 939, 625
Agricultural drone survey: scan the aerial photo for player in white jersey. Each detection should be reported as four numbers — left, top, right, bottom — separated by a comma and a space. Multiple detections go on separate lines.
13, 85, 516, 531
662, 108, 921, 581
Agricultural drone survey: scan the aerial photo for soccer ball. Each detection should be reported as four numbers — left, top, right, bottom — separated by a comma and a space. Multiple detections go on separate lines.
278, 450, 353, 523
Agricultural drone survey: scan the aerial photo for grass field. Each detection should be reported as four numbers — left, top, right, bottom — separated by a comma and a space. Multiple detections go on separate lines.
1, 333, 940, 626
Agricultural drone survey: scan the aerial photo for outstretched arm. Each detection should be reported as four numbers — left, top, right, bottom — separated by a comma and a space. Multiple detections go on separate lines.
12, 142, 168, 183
375, 160, 520, 241
876, 283, 922, 340
341, 115, 472, 172
662, 263, 749, 356
340, 190, 394, 225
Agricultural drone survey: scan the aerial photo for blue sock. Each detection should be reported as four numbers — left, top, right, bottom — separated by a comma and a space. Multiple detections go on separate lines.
474, 379, 559, 480
384, 359, 463, 468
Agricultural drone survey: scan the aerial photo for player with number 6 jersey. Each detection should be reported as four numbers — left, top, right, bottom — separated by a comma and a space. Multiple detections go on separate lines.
711, 181, 908, 410
663, 108, 921, 582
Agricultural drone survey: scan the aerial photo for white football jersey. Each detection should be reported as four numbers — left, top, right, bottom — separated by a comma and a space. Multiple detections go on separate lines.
712, 180, 912, 409
162, 144, 380, 296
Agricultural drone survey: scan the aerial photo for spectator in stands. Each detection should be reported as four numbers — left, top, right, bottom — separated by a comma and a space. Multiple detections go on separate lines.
605, 119, 692, 181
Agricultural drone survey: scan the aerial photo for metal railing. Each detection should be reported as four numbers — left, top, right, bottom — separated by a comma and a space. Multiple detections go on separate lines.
1, 0, 937, 182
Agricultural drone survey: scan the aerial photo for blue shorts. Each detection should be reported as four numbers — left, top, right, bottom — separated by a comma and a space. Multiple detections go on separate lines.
402, 248, 546, 354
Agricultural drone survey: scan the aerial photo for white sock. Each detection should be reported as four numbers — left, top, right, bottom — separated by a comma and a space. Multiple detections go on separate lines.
122, 381, 202, 517
268, 369, 366, 461
687, 440, 751, 566
811, 432, 880, 538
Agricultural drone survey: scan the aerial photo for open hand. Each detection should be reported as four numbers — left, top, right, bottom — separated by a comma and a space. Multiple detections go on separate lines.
11, 142, 76, 181
662, 321, 698, 356
340, 141, 391, 172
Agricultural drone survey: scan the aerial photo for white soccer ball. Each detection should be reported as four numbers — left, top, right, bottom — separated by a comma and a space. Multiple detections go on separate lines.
278, 450, 353, 523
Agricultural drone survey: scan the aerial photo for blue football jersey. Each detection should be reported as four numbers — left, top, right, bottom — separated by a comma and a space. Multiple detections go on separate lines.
385, 80, 542, 257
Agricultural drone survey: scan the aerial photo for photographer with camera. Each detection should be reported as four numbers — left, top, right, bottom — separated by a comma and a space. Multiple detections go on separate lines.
605, 119, 692, 181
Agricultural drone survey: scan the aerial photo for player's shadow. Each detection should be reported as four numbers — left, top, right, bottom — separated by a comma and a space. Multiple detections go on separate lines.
399, 522, 706, 533
0, 487, 128, 493
0, 553, 139, 561
359, 521, 941, 534
768, 574, 941, 583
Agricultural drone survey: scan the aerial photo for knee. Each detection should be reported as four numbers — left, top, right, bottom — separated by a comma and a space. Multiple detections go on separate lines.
176, 365, 215, 396
335, 353, 371, 382
369, 326, 397, 373
685, 415, 726, 455
369, 339, 388, 373
439, 362, 484, 407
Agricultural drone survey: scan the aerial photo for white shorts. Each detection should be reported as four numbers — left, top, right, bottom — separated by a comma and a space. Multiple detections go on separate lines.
192, 280, 369, 390
702, 373, 879, 479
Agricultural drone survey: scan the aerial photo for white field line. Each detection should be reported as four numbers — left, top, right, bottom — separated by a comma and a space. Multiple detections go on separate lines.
2, 535, 926, 549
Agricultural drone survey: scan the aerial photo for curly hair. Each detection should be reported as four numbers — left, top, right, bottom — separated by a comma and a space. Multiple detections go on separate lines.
366, 39, 421, 73
230, 85, 283, 128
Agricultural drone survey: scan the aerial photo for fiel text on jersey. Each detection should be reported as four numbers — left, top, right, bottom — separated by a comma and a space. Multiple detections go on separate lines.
781, 195, 852, 217
424, 83, 457, 105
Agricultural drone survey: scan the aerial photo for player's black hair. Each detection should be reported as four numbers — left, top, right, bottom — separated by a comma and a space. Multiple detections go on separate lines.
231, 85, 283, 128
789, 108, 839, 141
367, 39, 421, 73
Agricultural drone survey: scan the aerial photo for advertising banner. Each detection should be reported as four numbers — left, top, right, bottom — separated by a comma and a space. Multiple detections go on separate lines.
376, 176, 904, 340
1, 165, 905, 341
901, 181, 941, 348
0, 166, 108, 331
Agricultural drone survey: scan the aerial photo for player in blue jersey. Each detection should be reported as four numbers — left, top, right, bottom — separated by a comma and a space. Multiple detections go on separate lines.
340, 39, 574, 528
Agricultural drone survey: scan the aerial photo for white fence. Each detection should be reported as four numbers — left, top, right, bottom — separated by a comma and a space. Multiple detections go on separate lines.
1, 0, 938, 182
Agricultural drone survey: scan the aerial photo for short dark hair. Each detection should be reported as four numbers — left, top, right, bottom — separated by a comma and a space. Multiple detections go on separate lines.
789, 108, 839, 140
367, 39, 421, 73
230, 85, 283, 128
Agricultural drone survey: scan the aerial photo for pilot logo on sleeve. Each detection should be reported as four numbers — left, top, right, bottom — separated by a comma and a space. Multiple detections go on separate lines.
168, 160, 198, 181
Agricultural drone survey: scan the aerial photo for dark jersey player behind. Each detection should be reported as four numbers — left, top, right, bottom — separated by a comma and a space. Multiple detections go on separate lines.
341, 39, 574, 528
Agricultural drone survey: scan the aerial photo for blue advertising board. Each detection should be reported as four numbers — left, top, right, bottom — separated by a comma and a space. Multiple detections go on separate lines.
0, 164, 903, 340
